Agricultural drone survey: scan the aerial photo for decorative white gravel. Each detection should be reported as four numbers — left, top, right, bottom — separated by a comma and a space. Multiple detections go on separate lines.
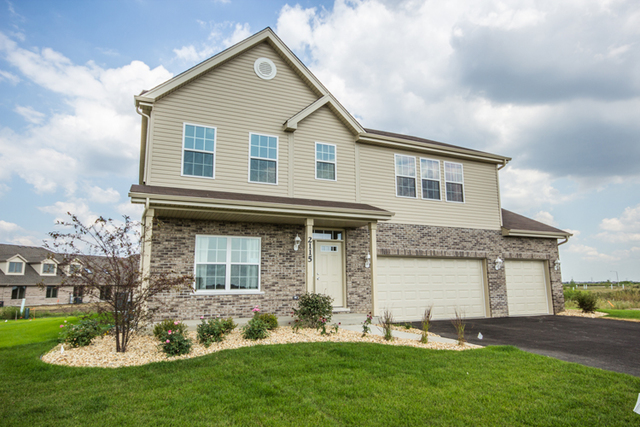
42, 326, 479, 369
557, 309, 608, 318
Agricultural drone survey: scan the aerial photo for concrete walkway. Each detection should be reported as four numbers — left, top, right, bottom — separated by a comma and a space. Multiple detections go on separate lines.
183, 313, 460, 345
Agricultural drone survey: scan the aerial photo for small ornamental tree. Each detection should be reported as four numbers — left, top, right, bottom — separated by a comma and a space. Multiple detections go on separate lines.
43, 214, 193, 353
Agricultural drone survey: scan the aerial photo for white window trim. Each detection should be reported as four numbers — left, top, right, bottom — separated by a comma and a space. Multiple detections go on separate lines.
181, 122, 217, 180
247, 132, 279, 185
315, 142, 337, 181
193, 235, 263, 294
7, 260, 25, 275
394, 154, 418, 199
419, 157, 442, 201
444, 161, 466, 203
40, 262, 57, 276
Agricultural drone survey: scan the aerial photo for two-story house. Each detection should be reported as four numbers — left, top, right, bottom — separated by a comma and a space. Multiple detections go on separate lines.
130, 28, 571, 322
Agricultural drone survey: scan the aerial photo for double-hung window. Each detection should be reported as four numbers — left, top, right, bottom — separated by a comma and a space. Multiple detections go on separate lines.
46, 286, 58, 298
315, 143, 336, 180
249, 133, 278, 184
8, 261, 23, 274
195, 236, 261, 292
183, 123, 216, 178
444, 161, 465, 203
42, 263, 56, 275
11, 286, 25, 299
420, 158, 441, 200
395, 154, 417, 198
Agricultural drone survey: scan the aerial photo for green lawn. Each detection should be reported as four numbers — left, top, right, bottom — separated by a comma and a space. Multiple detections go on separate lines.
598, 309, 640, 320
0, 317, 78, 348
1, 320, 639, 426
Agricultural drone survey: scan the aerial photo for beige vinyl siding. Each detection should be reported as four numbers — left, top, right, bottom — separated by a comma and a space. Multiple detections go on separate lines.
359, 144, 502, 229
292, 105, 356, 201
147, 42, 318, 195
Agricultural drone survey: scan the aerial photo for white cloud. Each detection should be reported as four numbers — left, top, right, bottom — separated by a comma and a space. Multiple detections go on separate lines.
0, 220, 20, 233
86, 186, 120, 204
0, 220, 38, 246
499, 166, 574, 213
566, 243, 618, 262
0, 31, 173, 194
0, 69, 19, 84
597, 204, 640, 242
14, 105, 46, 124
39, 200, 99, 226
534, 211, 557, 227
172, 22, 252, 65
116, 202, 143, 219
564, 229, 581, 237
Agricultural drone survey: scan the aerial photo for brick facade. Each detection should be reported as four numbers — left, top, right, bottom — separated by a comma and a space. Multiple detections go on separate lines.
148, 218, 563, 321
0, 285, 75, 307
376, 223, 564, 316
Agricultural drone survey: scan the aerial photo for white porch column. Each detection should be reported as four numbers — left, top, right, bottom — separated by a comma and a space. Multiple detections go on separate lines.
369, 221, 378, 315
305, 218, 314, 293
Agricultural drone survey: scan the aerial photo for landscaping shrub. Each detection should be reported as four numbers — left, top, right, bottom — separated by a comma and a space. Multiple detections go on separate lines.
197, 317, 236, 347
153, 319, 188, 340
253, 312, 278, 330
420, 306, 433, 344
158, 329, 192, 356
451, 309, 466, 346
381, 309, 394, 341
362, 312, 373, 337
0, 306, 21, 320
563, 289, 579, 302
292, 293, 333, 328
242, 317, 269, 340
58, 318, 103, 348
575, 291, 599, 313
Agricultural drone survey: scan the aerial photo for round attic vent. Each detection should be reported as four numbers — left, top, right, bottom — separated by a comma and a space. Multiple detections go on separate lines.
254, 58, 277, 80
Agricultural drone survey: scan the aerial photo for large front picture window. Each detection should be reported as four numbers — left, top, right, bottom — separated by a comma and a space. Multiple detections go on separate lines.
195, 236, 261, 292
183, 123, 216, 178
249, 133, 278, 184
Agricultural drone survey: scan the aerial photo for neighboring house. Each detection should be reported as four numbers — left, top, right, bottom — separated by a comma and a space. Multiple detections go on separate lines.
0, 244, 78, 307
130, 28, 571, 322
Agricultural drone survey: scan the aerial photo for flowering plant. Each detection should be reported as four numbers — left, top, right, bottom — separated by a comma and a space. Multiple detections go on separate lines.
362, 313, 373, 337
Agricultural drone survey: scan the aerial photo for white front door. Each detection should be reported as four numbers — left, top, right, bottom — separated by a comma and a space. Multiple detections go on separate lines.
314, 241, 345, 307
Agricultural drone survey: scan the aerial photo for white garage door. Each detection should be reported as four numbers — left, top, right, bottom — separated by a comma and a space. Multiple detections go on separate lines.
505, 260, 550, 316
377, 257, 486, 321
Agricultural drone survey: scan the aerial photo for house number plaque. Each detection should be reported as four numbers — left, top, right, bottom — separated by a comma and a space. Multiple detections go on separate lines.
308, 237, 313, 262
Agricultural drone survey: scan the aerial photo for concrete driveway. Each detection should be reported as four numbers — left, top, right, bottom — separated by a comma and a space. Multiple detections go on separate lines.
413, 315, 640, 377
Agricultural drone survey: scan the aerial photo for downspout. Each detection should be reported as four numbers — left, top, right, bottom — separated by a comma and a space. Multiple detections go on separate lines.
558, 237, 569, 246
136, 105, 151, 185
497, 159, 508, 171
496, 159, 509, 227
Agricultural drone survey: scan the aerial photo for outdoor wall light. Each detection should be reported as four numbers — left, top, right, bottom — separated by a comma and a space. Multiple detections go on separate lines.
494, 257, 503, 271
554, 259, 561, 271
365, 252, 371, 268
293, 234, 301, 251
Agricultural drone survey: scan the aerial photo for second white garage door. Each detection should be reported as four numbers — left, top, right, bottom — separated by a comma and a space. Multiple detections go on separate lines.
377, 257, 486, 321
505, 260, 550, 316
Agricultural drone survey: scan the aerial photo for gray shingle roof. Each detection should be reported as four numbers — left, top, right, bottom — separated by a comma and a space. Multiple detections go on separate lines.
501, 209, 570, 235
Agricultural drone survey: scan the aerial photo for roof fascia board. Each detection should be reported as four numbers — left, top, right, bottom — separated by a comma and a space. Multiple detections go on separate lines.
130, 193, 394, 219
135, 29, 272, 104
357, 135, 509, 164
502, 228, 572, 239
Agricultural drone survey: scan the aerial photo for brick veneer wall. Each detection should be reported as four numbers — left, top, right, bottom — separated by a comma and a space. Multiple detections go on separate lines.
0, 285, 75, 307
376, 223, 564, 316
149, 218, 309, 321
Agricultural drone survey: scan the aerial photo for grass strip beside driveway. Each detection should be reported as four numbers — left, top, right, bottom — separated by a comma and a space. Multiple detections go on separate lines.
1, 320, 639, 426
598, 309, 640, 320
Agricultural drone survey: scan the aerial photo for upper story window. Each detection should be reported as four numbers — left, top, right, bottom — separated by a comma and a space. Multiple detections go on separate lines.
195, 235, 261, 292
249, 133, 278, 184
315, 143, 336, 181
420, 158, 441, 201
183, 124, 216, 178
42, 263, 56, 275
444, 161, 465, 203
8, 261, 24, 274
395, 154, 417, 198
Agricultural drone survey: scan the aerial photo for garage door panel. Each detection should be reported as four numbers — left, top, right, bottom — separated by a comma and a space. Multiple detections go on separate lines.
377, 257, 486, 321
505, 260, 550, 316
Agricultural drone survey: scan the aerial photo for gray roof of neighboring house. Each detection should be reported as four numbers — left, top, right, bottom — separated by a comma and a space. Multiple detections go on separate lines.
501, 209, 570, 235
0, 244, 64, 286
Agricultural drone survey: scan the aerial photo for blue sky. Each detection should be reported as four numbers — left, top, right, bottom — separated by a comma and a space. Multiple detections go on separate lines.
1, 0, 639, 282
